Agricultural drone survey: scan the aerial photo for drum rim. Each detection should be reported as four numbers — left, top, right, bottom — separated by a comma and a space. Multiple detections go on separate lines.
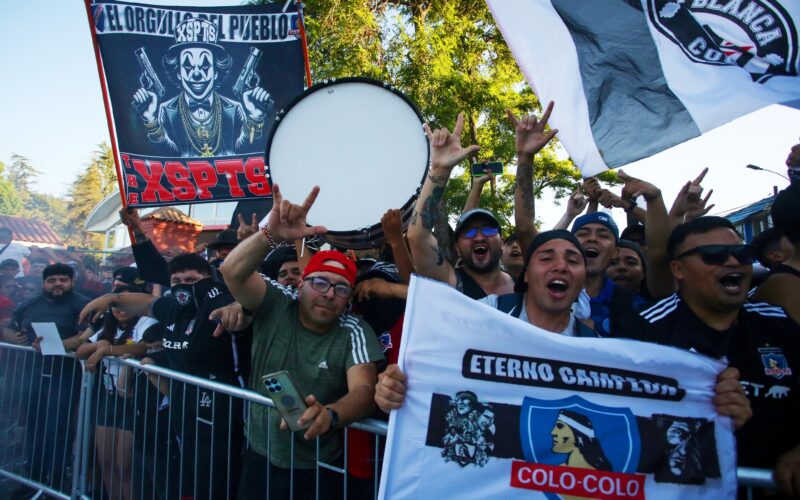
265, 77, 430, 240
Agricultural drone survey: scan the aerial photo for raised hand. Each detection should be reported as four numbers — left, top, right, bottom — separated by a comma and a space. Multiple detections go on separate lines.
472, 168, 493, 187
263, 184, 327, 243
506, 101, 558, 161
423, 112, 480, 173
597, 189, 629, 210
566, 188, 588, 218
119, 207, 143, 232
582, 177, 602, 202
381, 209, 404, 247
237, 213, 259, 241
669, 168, 713, 222
618, 170, 661, 202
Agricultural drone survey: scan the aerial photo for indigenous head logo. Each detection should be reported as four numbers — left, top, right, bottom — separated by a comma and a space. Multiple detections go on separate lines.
440, 391, 496, 468
647, 0, 798, 83
759, 347, 793, 379
378, 332, 393, 353
520, 395, 641, 474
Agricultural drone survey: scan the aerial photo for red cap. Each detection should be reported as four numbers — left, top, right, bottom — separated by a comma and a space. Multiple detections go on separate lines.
302, 250, 357, 287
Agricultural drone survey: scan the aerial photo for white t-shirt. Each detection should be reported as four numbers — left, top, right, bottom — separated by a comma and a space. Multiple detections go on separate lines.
90, 316, 158, 390
480, 294, 576, 336
0, 242, 30, 278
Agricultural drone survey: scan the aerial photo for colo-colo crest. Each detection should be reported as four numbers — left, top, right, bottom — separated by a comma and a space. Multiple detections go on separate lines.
647, 0, 798, 83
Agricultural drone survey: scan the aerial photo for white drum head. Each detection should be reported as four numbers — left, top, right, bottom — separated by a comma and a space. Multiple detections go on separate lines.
267, 79, 429, 234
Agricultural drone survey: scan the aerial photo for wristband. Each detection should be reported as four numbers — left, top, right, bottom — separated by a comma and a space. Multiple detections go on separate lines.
325, 407, 340, 434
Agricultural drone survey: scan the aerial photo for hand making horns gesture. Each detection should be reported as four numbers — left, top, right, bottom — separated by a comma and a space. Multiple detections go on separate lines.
264, 184, 328, 243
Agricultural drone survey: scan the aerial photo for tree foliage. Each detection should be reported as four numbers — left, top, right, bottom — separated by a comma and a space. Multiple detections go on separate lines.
0, 143, 117, 250
64, 143, 119, 248
288, 0, 619, 226
0, 161, 23, 216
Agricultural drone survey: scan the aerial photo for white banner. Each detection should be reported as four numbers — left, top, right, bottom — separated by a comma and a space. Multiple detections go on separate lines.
487, 0, 800, 175
379, 276, 736, 499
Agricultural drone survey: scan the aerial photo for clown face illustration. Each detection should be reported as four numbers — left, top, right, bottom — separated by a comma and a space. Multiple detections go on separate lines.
179, 47, 216, 105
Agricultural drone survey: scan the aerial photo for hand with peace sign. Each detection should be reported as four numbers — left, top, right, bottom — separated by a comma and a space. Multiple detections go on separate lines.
423, 112, 480, 174
263, 184, 327, 244
506, 101, 558, 162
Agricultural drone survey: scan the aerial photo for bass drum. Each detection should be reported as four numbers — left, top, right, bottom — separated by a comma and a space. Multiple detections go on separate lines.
266, 77, 429, 249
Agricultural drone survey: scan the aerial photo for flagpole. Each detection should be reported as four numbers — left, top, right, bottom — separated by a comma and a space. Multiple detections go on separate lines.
82, 0, 135, 246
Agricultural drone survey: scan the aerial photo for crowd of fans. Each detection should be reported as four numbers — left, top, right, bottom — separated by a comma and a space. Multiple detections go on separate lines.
1, 110, 799, 500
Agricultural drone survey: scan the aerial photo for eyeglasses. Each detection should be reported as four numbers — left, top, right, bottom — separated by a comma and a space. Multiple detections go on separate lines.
303, 276, 352, 297
674, 244, 757, 266
460, 227, 500, 239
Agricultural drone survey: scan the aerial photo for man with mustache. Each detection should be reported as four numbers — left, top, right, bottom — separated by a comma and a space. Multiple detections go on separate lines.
220, 185, 384, 500
618, 216, 800, 496
407, 105, 557, 300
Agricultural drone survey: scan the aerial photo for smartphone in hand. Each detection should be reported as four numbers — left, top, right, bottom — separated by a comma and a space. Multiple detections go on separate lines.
471, 161, 503, 176
263, 370, 310, 431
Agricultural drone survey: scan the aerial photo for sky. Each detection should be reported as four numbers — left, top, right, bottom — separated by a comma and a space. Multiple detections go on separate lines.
0, 0, 797, 231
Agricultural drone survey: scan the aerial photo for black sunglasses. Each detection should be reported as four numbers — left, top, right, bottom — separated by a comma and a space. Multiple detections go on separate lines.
674, 244, 757, 266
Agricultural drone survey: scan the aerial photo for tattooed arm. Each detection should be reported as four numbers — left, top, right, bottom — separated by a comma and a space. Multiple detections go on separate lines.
507, 103, 558, 255
407, 113, 480, 286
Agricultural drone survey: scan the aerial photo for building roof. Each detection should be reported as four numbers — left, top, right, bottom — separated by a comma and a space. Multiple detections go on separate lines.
724, 195, 775, 224
142, 207, 202, 227
0, 215, 64, 246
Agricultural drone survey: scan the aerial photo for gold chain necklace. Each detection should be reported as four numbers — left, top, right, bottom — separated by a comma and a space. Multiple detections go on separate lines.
179, 93, 222, 157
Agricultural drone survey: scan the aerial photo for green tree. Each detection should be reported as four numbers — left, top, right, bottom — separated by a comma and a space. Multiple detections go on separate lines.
63, 144, 119, 249
95, 142, 119, 196
0, 161, 23, 215
7, 154, 42, 205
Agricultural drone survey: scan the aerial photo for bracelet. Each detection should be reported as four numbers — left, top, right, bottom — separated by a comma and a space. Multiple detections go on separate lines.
624, 200, 636, 213
261, 223, 277, 248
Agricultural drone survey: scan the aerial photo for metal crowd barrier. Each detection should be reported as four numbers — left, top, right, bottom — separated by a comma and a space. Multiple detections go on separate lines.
0, 342, 779, 499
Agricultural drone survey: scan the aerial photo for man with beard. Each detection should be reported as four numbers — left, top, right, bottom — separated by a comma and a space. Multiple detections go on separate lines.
3, 263, 91, 346
80, 253, 250, 500
407, 112, 539, 299
451, 208, 512, 299
2, 264, 91, 487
